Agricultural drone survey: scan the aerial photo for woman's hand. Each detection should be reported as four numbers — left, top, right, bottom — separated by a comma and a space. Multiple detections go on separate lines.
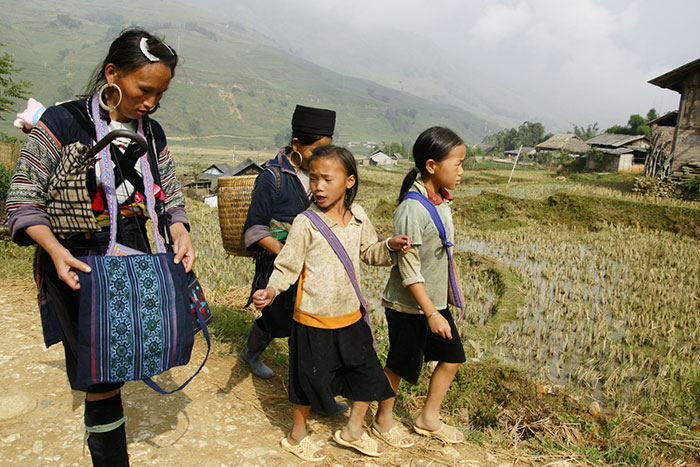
427, 312, 453, 340
252, 287, 276, 310
170, 222, 196, 272
25, 225, 91, 290
51, 246, 92, 291
388, 234, 411, 252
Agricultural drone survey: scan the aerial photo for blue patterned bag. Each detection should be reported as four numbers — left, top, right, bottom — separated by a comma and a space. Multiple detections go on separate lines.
75, 253, 196, 388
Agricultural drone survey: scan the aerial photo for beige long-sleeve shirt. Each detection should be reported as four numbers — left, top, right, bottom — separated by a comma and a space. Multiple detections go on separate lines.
266, 203, 392, 328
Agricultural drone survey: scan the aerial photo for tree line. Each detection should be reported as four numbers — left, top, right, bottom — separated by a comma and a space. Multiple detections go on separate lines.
482, 108, 664, 153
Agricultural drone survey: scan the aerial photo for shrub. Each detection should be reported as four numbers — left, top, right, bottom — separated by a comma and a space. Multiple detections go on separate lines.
681, 175, 700, 201
0, 164, 12, 204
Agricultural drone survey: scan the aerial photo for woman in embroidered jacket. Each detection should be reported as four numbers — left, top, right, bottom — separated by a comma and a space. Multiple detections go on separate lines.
239, 105, 335, 383
253, 146, 410, 462
5, 28, 193, 466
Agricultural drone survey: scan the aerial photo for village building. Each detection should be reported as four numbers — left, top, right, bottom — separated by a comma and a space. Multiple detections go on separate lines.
474, 143, 496, 154
584, 134, 648, 172
366, 150, 397, 166
186, 158, 263, 201
503, 147, 535, 158
648, 58, 700, 180
535, 134, 590, 155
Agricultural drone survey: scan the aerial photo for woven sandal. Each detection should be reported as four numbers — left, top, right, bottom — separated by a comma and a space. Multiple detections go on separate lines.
371, 423, 415, 448
333, 430, 383, 457
280, 436, 326, 462
413, 422, 464, 444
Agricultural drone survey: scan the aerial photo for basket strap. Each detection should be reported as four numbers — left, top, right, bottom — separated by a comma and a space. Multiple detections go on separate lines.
268, 166, 281, 196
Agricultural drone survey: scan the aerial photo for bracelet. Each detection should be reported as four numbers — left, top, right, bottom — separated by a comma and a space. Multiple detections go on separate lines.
385, 238, 397, 252
426, 311, 440, 320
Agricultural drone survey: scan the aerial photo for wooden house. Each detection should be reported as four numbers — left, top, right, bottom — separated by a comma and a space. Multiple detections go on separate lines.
648, 58, 700, 180
645, 111, 677, 178
503, 147, 535, 158
193, 158, 263, 193
585, 134, 648, 172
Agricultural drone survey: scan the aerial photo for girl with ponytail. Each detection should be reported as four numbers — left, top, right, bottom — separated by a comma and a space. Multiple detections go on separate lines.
373, 127, 468, 447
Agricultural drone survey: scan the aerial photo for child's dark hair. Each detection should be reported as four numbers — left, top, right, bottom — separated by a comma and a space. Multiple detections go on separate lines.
399, 126, 464, 203
309, 145, 359, 209
83, 28, 178, 96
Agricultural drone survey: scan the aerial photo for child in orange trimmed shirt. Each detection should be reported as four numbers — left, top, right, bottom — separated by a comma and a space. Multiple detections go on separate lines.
253, 145, 410, 462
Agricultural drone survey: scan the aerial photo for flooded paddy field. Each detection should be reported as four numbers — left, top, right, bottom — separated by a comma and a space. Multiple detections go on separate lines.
186, 164, 700, 463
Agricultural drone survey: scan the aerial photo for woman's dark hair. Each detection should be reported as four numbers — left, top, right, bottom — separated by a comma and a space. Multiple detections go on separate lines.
399, 126, 464, 203
308, 145, 358, 210
291, 131, 330, 148
83, 28, 178, 96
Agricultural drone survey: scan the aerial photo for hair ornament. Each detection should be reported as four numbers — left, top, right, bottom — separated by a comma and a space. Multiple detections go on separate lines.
413, 166, 420, 174
140, 37, 160, 62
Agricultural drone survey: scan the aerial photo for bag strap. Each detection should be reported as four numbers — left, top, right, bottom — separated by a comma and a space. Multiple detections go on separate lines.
143, 307, 211, 394
301, 209, 378, 351
90, 92, 167, 256
268, 166, 282, 197
403, 191, 465, 318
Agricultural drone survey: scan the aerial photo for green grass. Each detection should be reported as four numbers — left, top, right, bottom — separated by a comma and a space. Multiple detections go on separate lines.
567, 171, 638, 193
453, 190, 700, 239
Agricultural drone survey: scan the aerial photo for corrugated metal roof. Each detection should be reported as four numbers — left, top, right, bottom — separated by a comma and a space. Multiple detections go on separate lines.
586, 134, 648, 147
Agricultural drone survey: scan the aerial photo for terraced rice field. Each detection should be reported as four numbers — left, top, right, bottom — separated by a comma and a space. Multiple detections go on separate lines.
187, 164, 700, 425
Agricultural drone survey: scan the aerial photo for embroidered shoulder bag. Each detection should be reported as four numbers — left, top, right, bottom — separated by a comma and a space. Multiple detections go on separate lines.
74, 94, 210, 393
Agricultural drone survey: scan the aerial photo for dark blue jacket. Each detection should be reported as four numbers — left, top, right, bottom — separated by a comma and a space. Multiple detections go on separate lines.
243, 148, 308, 251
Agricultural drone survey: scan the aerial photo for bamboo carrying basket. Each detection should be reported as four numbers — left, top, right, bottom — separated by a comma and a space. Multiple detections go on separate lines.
217, 175, 257, 257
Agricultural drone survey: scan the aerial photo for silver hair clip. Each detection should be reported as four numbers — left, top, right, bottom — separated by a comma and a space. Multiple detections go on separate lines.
139, 37, 160, 62
162, 42, 175, 56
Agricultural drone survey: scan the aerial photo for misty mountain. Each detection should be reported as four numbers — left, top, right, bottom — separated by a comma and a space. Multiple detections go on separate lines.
0, 0, 500, 147
178, 0, 562, 130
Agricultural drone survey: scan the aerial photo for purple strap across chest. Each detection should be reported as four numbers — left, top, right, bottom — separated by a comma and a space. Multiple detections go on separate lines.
91, 93, 166, 256
403, 191, 465, 319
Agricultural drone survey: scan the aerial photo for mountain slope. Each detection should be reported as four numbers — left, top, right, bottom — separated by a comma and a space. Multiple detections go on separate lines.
0, 0, 496, 147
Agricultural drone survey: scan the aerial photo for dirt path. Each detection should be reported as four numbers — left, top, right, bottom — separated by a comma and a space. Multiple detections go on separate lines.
0, 278, 508, 466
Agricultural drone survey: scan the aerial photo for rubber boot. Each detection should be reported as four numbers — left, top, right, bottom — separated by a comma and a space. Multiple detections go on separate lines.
84, 393, 129, 467
238, 322, 274, 379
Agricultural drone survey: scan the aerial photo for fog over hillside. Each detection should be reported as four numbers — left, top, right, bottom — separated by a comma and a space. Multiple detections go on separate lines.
184, 0, 699, 132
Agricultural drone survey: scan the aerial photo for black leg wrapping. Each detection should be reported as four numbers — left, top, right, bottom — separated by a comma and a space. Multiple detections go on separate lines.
84, 393, 129, 467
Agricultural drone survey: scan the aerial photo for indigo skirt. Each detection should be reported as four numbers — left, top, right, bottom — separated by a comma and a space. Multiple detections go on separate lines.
288, 317, 394, 413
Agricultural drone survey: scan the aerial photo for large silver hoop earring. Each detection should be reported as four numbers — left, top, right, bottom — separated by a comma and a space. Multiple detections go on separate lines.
146, 103, 160, 115
289, 150, 303, 168
98, 82, 122, 112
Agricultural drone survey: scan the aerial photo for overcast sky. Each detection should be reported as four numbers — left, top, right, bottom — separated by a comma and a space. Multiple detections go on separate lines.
199, 0, 700, 131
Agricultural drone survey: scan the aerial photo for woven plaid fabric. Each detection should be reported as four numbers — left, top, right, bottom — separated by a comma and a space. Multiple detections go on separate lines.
45, 141, 101, 234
